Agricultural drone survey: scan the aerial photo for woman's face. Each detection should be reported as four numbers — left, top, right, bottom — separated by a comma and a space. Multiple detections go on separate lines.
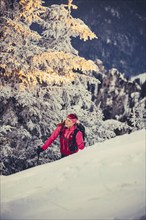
65, 118, 75, 128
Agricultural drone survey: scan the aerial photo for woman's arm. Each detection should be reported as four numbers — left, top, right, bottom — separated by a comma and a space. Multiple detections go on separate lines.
42, 125, 62, 150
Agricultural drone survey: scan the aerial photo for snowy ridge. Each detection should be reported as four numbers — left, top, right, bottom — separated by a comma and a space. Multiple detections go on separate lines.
130, 73, 146, 84
1, 129, 146, 220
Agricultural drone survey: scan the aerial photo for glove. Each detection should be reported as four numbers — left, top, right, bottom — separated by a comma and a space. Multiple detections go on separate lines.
37, 146, 44, 155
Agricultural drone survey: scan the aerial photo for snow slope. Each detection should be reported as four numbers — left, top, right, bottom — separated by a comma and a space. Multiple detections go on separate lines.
1, 129, 146, 220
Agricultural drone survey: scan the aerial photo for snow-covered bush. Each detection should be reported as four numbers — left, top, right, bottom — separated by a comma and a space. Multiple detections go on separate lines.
101, 119, 131, 137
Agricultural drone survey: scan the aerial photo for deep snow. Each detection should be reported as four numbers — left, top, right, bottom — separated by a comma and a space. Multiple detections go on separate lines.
1, 129, 146, 220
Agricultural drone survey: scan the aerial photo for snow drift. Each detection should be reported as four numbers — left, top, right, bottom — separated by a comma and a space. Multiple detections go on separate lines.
1, 129, 146, 220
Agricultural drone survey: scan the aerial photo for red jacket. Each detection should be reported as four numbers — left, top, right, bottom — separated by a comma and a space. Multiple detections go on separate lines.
42, 124, 84, 156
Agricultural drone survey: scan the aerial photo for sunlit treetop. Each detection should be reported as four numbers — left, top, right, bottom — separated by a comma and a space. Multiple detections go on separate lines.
0, 0, 99, 89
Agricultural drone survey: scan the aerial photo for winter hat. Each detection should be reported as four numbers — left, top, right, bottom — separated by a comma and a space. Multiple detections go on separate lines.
67, 114, 78, 123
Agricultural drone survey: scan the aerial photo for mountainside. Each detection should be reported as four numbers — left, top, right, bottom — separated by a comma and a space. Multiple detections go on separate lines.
73, 0, 146, 77
46, 0, 146, 77
1, 129, 145, 220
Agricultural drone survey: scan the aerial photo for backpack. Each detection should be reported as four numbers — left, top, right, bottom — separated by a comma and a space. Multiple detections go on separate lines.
60, 123, 86, 153
70, 123, 86, 152
75, 123, 86, 141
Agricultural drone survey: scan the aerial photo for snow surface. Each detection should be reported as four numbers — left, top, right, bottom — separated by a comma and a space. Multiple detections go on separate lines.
1, 129, 146, 220
130, 73, 146, 84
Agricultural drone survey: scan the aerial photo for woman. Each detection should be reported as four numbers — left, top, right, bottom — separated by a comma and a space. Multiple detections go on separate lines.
37, 114, 84, 158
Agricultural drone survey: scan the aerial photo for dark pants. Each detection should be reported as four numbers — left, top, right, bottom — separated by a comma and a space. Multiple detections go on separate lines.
61, 154, 67, 158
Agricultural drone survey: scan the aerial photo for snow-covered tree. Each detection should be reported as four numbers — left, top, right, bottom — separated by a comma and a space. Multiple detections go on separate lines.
94, 68, 142, 121
0, 0, 98, 89
129, 98, 145, 130
0, 0, 106, 175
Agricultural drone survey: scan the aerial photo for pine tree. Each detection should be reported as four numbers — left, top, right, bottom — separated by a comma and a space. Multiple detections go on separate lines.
0, 0, 105, 175
130, 98, 145, 130
0, 0, 98, 89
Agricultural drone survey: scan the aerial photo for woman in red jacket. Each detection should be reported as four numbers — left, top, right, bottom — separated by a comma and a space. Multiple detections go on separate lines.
37, 114, 84, 158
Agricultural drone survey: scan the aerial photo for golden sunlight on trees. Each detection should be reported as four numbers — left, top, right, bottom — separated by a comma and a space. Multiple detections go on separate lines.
0, 0, 99, 89
67, 0, 78, 15
19, 0, 46, 24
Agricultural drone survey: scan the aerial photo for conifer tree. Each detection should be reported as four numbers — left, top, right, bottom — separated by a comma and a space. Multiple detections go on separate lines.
0, 0, 98, 89
129, 98, 145, 130
0, 0, 105, 175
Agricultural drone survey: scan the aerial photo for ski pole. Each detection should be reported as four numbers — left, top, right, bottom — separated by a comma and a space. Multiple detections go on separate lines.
36, 146, 44, 165
37, 152, 40, 165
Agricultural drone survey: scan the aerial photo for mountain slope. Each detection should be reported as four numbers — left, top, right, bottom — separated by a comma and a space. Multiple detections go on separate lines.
72, 0, 146, 77
1, 129, 145, 220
